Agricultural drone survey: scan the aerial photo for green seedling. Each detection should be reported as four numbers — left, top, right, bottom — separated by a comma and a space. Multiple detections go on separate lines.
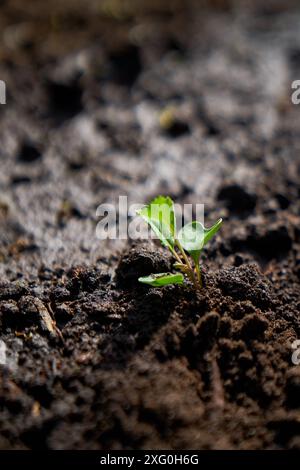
137, 196, 222, 290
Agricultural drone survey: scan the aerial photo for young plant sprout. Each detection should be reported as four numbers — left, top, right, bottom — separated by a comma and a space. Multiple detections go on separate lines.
136, 196, 222, 290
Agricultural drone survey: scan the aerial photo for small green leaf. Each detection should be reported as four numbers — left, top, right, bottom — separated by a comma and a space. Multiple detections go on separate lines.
136, 196, 176, 250
203, 218, 223, 246
138, 272, 184, 287
178, 218, 222, 263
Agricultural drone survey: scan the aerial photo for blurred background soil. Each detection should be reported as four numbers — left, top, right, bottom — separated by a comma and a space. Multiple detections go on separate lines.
0, 0, 300, 450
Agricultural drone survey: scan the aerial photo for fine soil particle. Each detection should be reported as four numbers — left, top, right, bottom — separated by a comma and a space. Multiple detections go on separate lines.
0, 0, 300, 450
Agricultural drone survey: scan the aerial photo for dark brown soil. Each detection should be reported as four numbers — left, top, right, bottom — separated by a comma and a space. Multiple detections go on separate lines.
1, 0, 300, 450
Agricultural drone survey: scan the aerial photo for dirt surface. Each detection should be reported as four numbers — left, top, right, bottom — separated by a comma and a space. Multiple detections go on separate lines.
1, 0, 300, 449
